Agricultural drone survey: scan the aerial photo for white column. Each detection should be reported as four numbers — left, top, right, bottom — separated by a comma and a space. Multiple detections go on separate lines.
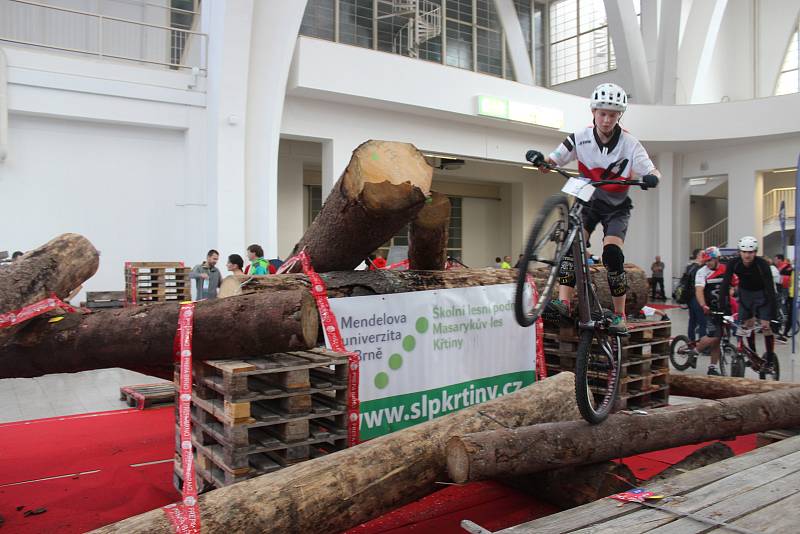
728, 169, 764, 247
676, 0, 728, 104
493, 0, 534, 85
277, 151, 305, 258
640, 0, 658, 90
245, 0, 308, 258
204, 0, 254, 258
655, 152, 675, 288
654, 0, 681, 104
673, 154, 692, 266
322, 137, 356, 198
604, 0, 653, 103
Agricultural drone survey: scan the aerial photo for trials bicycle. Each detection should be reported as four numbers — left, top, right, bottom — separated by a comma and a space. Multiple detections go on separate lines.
513, 150, 657, 424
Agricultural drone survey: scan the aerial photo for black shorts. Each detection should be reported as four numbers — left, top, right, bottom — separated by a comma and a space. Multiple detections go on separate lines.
582, 197, 633, 241
706, 315, 723, 338
738, 288, 774, 321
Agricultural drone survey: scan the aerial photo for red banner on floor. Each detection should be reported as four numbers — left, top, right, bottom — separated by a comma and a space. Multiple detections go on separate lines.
163, 302, 201, 534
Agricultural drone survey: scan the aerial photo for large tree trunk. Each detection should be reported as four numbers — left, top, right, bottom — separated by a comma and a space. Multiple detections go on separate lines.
558, 264, 649, 318
217, 267, 649, 312
0, 290, 318, 379
0, 233, 99, 342
446, 386, 800, 483
408, 191, 450, 270
669, 374, 800, 399
92, 372, 582, 534
289, 140, 432, 272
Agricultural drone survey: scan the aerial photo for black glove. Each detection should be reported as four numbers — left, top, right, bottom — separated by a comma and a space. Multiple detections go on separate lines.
642, 174, 659, 189
525, 150, 545, 167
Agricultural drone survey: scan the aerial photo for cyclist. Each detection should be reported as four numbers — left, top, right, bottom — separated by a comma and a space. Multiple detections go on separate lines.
720, 236, 778, 361
694, 246, 727, 375
537, 82, 661, 334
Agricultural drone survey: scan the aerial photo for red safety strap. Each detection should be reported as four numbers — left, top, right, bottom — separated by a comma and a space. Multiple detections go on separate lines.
383, 259, 410, 270
281, 250, 361, 446
0, 293, 77, 329
526, 274, 547, 381
162, 302, 201, 533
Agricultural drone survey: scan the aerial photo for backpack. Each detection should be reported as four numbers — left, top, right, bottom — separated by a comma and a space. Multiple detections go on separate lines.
674, 264, 698, 305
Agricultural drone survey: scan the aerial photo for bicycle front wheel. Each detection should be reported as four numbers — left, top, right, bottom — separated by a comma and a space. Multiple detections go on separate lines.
760, 353, 780, 380
669, 335, 694, 371
575, 328, 621, 424
514, 194, 570, 327
728, 346, 745, 377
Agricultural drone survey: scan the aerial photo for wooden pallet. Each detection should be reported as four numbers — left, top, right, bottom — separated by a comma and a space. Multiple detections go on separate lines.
124, 262, 192, 305
119, 382, 175, 409
542, 319, 671, 411
174, 348, 351, 491
86, 291, 126, 309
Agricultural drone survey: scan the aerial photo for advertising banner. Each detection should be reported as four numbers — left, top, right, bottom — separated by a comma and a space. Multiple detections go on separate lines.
326, 284, 536, 440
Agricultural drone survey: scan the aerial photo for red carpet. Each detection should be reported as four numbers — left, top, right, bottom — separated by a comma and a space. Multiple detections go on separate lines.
0, 408, 178, 533
0, 407, 760, 534
646, 303, 682, 310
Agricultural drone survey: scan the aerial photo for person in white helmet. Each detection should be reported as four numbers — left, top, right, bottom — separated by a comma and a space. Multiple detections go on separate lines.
533, 82, 661, 335
720, 236, 779, 368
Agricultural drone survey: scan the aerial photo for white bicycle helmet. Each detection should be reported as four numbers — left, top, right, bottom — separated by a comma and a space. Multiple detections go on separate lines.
591, 83, 628, 112
738, 236, 758, 251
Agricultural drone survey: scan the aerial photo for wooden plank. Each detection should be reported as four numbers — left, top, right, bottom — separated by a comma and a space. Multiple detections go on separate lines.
206, 360, 257, 374
497, 436, 800, 533
724, 490, 800, 533
643, 470, 800, 534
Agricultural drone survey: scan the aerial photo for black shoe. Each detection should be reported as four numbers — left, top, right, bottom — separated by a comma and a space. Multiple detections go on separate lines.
661, 314, 670, 321
707, 367, 721, 376
546, 299, 571, 318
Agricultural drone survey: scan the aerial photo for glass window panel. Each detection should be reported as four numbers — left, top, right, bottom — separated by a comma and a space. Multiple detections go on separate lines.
418, 35, 443, 63
579, 0, 606, 33
446, 21, 473, 70
477, 28, 503, 76
300, 0, 335, 40
339, 0, 373, 48
447, 0, 473, 24
550, 37, 578, 84
549, 0, 577, 43
534, 3, 545, 84
579, 27, 608, 77
776, 70, 799, 96
476, 0, 499, 30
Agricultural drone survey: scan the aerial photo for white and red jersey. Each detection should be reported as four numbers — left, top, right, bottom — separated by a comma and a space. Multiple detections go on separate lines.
549, 125, 655, 206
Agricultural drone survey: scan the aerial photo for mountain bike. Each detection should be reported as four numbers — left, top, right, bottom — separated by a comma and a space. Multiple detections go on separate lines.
721, 315, 781, 380
669, 316, 733, 376
514, 150, 656, 424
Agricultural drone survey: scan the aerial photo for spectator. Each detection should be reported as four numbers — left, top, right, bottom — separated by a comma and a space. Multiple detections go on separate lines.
650, 255, 665, 299
513, 254, 524, 269
493, 257, 502, 268
684, 248, 707, 342
190, 249, 222, 300
245, 244, 275, 275
227, 254, 245, 276
11, 251, 23, 261
501, 255, 512, 269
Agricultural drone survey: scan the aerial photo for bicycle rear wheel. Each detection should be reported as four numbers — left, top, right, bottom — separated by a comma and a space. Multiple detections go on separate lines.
669, 335, 694, 371
728, 346, 745, 377
514, 194, 570, 327
575, 328, 622, 424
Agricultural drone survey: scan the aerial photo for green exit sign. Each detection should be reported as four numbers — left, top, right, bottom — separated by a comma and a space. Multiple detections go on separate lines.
477, 95, 509, 119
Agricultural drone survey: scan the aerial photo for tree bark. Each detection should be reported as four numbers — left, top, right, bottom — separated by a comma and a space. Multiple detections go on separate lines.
288, 140, 432, 272
0, 290, 318, 379
0, 233, 99, 342
408, 191, 450, 270
507, 461, 637, 509
560, 264, 648, 318
669, 374, 800, 399
446, 386, 800, 483
91, 372, 582, 534
217, 266, 649, 313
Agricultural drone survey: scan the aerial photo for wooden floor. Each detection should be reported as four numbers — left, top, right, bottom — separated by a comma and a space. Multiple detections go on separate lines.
488, 435, 800, 534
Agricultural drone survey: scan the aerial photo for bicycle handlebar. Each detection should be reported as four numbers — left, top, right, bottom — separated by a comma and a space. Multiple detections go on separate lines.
525, 149, 655, 189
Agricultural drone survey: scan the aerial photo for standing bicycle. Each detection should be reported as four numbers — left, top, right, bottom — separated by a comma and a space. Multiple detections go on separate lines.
722, 315, 781, 379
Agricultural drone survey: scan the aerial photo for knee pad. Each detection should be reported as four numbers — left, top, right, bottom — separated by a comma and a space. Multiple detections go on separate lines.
603, 244, 627, 297
558, 253, 576, 288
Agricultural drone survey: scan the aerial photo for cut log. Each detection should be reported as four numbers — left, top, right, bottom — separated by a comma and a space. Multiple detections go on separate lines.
669, 374, 799, 399
0, 233, 99, 342
507, 461, 637, 509
408, 191, 450, 270
91, 372, 582, 534
289, 140, 432, 272
0, 290, 317, 379
561, 263, 648, 318
446, 386, 800, 483
217, 266, 648, 312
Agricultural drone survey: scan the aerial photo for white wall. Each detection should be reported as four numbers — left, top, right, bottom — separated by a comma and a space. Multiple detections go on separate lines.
2, 114, 204, 296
